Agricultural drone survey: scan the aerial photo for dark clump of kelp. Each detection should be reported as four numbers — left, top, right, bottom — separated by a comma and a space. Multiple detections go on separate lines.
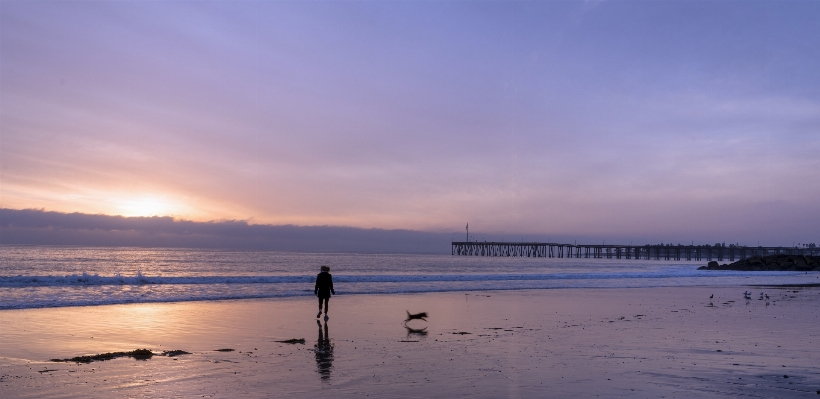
275, 338, 305, 344
50, 349, 190, 363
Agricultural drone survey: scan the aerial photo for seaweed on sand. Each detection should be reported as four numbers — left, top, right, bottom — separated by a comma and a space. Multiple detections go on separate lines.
162, 350, 191, 357
275, 338, 306, 344
51, 349, 154, 363
50, 349, 190, 363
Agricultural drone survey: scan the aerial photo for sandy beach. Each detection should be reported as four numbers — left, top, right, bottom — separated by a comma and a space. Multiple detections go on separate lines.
2, 286, 819, 398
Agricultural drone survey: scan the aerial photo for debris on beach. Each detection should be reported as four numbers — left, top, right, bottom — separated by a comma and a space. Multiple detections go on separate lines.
50, 348, 189, 363
275, 338, 306, 344
162, 350, 190, 357
452, 331, 472, 335
214, 348, 235, 352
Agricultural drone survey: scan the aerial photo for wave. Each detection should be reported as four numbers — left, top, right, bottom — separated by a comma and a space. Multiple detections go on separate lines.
0, 272, 309, 287
0, 270, 807, 310
0, 269, 766, 288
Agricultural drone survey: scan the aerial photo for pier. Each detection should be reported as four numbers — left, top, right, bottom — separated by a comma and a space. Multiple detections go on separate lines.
451, 242, 819, 262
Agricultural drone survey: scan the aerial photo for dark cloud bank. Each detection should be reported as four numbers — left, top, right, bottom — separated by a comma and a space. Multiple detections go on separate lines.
1, 208, 465, 253
2, 209, 761, 253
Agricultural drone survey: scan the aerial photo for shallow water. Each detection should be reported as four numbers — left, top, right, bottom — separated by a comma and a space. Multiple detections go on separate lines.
1, 245, 817, 309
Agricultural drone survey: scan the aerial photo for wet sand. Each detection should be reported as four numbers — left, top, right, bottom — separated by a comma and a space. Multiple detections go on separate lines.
2, 286, 819, 398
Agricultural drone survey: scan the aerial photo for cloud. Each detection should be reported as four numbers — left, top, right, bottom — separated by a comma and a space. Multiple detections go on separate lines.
2, 208, 816, 250
2, 2, 819, 244
0, 208, 456, 253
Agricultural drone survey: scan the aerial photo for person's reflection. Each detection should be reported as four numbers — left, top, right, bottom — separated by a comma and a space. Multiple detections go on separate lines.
315, 320, 334, 380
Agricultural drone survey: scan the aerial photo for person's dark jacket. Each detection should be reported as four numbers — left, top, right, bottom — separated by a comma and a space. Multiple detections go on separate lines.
314, 272, 335, 298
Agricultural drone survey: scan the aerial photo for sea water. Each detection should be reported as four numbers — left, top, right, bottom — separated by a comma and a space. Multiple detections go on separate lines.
1, 245, 816, 309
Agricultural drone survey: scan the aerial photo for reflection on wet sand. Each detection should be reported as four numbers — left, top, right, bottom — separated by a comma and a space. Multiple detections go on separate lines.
404, 325, 427, 337
314, 320, 333, 380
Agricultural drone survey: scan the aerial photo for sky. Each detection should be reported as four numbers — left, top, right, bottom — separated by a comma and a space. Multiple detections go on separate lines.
1, 1, 819, 246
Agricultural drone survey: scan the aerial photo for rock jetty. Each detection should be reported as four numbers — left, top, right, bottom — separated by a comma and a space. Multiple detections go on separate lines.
698, 255, 820, 271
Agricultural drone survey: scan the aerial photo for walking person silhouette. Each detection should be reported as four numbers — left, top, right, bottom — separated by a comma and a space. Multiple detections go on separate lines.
314, 265, 335, 320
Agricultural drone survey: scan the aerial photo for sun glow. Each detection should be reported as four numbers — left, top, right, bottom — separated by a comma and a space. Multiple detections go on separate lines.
118, 197, 180, 217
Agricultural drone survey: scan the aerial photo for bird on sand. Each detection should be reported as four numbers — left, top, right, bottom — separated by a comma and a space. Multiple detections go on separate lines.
709, 294, 713, 299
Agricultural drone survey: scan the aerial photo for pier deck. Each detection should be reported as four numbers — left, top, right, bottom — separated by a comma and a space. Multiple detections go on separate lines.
451, 242, 819, 262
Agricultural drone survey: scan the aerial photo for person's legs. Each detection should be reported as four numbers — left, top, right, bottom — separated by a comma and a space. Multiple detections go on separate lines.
323, 297, 329, 314
317, 297, 323, 318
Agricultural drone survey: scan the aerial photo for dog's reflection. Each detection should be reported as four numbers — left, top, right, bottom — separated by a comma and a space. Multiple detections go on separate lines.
315, 320, 334, 380
404, 325, 428, 337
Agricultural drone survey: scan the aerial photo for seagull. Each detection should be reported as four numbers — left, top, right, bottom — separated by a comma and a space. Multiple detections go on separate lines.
765, 294, 770, 300
710, 294, 714, 299
743, 291, 751, 299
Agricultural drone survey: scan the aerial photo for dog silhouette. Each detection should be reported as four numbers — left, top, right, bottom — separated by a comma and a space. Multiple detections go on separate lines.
405, 311, 428, 323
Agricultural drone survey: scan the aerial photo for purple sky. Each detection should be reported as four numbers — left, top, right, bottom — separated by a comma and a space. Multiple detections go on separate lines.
1, 1, 818, 245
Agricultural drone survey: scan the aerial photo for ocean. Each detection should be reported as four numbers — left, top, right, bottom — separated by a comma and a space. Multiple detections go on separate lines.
1, 245, 816, 310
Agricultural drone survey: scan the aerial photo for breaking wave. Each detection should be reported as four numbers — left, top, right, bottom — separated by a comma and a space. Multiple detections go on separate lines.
0, 269, 732, 288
